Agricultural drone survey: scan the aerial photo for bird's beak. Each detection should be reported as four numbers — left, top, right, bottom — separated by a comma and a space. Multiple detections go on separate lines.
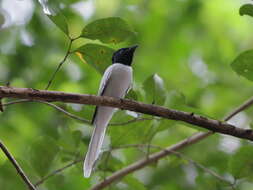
129, 45, 138, 52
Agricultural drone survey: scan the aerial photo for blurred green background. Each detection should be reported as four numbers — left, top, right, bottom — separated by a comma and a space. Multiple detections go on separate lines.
1, 0, 253, 189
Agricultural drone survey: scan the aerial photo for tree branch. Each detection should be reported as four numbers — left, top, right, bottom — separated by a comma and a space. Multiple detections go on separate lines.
0, 140, 37, 190
91, 95, 253, 190
112, 144, 234, 187
0, 86, 253, 141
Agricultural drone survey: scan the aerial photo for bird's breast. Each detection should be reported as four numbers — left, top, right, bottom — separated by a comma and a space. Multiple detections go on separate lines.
104, 63, 132, 98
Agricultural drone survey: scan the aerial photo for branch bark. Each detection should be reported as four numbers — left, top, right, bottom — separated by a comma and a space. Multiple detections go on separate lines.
0, 86, 253, 141
91, 96, 253, 190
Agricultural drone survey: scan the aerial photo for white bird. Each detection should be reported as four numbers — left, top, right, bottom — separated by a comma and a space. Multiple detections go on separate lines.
83, 45, 138, 178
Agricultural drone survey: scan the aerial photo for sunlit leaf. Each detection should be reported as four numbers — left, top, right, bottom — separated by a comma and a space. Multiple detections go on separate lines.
81, 17, 135, 44
231, 50, 253, 81
28, 136, 59, 177
75, 43, 114, 74
239, 4, 253, 17
143, 74, 167, 105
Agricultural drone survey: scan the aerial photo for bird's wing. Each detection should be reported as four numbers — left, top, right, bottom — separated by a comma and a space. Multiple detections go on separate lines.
84, 66, 114, 178
84, 65, 133, 177
91, 66, 113, 124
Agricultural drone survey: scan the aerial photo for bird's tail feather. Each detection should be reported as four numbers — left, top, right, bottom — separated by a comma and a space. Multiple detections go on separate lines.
83, 123, 107, 178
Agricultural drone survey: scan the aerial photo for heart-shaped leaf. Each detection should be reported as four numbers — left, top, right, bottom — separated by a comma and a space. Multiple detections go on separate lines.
231, 50, 253, 81
239, 4, 253, 17
81, 17, 135, 44
75, 43, 114, 74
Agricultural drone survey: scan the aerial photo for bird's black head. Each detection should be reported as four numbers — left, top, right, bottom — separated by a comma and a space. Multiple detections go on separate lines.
112, 45, 138, 66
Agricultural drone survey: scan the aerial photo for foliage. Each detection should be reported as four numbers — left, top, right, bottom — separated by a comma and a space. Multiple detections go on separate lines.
1, 0, 253, 190
75, 43, 115, 73
231, 50, 253, 81
81, 17, 135, 44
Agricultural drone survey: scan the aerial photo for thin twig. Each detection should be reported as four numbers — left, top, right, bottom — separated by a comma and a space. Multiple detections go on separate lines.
3, 99, 90, 123
3, 99, 152, 126
35, 158, 83, 187
0, 140, 37, 190
224, 97, 253, 121
45, 39, 73, 90
90, 96, 253, 190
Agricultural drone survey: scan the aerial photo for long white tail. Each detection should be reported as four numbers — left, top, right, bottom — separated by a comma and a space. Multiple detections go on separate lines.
83, 123, 107, 178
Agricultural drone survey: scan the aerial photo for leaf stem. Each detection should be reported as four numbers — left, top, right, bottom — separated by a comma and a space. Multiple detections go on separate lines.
45, 38, 75, 90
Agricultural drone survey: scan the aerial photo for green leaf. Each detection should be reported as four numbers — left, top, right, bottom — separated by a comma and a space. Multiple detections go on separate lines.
231, 50, 253, 81
125, 89, 138, 101
109, 118, 153, 146
75, 43, 114, 74
57, 126, 78, 152
239, 4, 253, 17
72, 130, 82, 147
38, 0, 69, 36
124, 176, 147, 190
28, 136, 59, 177
166, 90, 186, 109
48, 12, 69, 36
98, 152, 124, 172
143, 74, 167, 105
228, 145, 253, 179
81, 17, 135, 44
